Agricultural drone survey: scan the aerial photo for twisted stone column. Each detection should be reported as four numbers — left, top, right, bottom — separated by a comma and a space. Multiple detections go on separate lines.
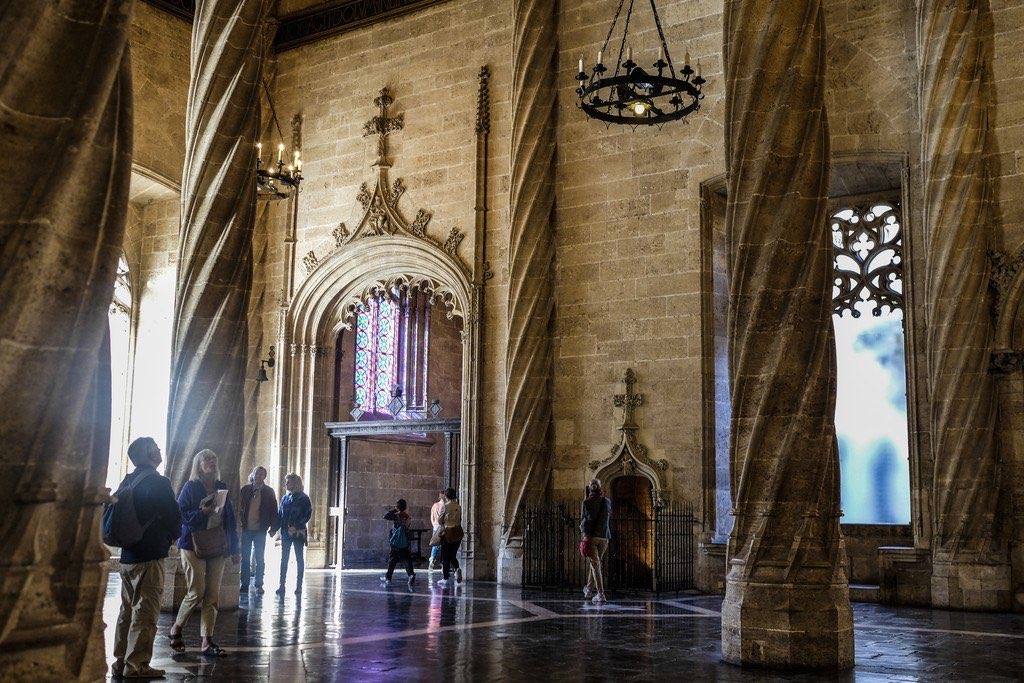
167, 0, 273, 491
0, 2, 134, 679
920, 0, 1009, 609
722, 0, 852, 668
502, 0, 556, 539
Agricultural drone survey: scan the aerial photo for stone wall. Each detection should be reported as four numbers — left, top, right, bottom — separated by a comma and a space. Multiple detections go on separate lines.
130, 2, 190, 184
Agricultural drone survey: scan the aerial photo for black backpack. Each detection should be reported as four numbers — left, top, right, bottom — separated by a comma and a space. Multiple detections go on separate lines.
102, 468, 157, 548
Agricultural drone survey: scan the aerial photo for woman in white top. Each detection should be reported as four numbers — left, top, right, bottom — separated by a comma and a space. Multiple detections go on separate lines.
436, 487, 464, 587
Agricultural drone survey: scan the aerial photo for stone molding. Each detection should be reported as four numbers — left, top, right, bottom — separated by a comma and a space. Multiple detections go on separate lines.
502, 0, 557, 541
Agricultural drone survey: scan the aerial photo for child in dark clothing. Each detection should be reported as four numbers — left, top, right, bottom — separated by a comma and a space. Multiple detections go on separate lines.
380, 498, 416, 587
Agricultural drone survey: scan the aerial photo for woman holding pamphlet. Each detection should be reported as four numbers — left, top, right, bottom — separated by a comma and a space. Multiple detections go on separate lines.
167, 449, 239, 657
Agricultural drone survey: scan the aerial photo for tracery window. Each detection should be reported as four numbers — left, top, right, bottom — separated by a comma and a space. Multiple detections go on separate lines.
831, 202, 911, 524
353, 286, 430, 418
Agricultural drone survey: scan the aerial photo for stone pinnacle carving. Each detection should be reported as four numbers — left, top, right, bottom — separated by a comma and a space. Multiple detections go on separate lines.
167, 0, 274, 491
503, 0, 556, 539
721, 0, 852, 669
0, 2, 134, 679
920, 0, 1008, 608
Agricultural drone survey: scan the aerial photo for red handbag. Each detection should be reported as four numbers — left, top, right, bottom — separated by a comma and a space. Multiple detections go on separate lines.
578, 537, 592, 558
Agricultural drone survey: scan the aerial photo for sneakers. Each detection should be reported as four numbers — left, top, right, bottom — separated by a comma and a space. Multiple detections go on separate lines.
436, 579, 449, 587
583, 586, 593, 599
592, 594, 607, 605
379, 575, 391, 584
407, 574, 416, 587
455, 568, 464, 584
123, 665, 165, 679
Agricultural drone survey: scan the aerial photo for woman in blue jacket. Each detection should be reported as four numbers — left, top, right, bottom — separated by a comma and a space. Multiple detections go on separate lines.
277, 473, 312, 596
168, 449, 239, 656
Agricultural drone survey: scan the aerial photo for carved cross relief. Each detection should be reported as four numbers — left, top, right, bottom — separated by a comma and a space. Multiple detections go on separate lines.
614, 367, 644, 430
322, 86, 466, 268
589, 368, 670, 507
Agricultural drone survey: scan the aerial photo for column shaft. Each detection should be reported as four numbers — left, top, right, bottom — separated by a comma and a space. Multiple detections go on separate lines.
920, 0, 1009, 610
167, 0, 273, 490
0, 1, 134, 678
503, 0, 557, 536
721, 0, 853, 669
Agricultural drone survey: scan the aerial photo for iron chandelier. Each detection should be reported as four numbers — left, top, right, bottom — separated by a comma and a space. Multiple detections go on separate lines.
576, 0, 705, 126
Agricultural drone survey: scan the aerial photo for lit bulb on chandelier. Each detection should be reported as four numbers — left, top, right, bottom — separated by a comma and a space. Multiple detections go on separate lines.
632, 100, 650, 116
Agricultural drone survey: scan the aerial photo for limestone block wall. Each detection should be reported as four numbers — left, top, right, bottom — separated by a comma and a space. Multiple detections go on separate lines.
552, 0, 726, 508
130, 2, 190, 185
991, 0, 1024, 251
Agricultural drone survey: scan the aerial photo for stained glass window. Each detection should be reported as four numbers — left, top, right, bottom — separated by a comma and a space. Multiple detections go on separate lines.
353, 287, 431, 418
831, 202, 911, 524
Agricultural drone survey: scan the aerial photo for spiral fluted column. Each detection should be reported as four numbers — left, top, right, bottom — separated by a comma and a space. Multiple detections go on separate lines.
920, 0, 1009, 609
721, 0, 852, 668
167, 0, 273, 491
0, 2, 134, 678
502, 0, 556, 540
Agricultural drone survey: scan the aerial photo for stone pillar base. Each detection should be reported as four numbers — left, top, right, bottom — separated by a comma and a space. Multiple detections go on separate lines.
721, 577, 854, 670
878, 546, 931, 607
697, 541, 727, 594
159, 549, 240, 614
497, 536, 524, 586
931, 553, 1011, 611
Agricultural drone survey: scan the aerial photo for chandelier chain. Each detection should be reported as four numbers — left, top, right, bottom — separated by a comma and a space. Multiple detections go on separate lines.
600, 0, 628, 57
648, 0, 676, 79
614, 0, 637, 79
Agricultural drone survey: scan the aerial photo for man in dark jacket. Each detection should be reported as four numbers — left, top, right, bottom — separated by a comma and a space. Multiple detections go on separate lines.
237, 465, 279, 594
111, 437, 181, 679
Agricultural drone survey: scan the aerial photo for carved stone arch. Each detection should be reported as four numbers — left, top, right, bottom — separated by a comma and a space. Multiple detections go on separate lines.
274, 232, 479, 570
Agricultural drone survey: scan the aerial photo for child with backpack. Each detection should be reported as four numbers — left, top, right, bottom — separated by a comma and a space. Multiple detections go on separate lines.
380, 499, 416, 587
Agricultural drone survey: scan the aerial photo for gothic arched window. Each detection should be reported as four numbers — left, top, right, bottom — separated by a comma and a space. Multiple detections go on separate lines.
831, 202, 911, 524
353, 286, 430, 418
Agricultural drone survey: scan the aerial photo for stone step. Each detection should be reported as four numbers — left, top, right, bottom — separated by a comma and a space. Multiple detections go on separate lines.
849, 583, 881, 603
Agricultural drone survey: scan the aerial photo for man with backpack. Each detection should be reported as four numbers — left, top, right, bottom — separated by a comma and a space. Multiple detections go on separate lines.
379, 498, 416, 587
106, 437, 181, 679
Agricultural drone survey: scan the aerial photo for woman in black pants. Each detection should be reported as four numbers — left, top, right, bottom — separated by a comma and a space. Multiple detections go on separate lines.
435, 488, 464, 588
380, 498, 416, 587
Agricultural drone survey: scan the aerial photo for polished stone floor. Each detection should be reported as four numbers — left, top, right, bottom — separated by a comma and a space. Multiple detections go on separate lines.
102, 569, 1024, 681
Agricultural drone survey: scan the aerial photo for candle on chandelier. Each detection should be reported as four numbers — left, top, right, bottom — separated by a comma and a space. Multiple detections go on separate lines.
658, 45, 665, 64
277, 142, 284, 163
685, 49, 691, 66
578, 56, 584, 74
626, 45, 633, 63
697, 59, 702, 77
256, 142, 262, 164
597, 50, 603, 66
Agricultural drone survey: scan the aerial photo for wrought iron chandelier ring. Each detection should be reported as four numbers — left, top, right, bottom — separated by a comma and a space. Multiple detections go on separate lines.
577, 0, 706, 126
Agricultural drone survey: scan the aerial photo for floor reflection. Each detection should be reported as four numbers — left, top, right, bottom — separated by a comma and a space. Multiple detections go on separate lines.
101, 569, 1024, 680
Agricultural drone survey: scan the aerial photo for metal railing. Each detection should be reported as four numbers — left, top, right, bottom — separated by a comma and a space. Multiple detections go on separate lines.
522, 501, 697, 593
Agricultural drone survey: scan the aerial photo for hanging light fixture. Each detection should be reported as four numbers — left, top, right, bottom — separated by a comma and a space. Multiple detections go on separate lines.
256, 80, 303, 200
576, 0, 705, 126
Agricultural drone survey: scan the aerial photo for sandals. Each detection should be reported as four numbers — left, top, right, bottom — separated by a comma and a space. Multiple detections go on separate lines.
168, 631, 185, 652
201, 642, 225, 657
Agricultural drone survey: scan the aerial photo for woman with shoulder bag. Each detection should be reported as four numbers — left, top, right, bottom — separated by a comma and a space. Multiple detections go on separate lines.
276, 473, 312, 597
435, 488, 464, 588
167, 450, 239, 657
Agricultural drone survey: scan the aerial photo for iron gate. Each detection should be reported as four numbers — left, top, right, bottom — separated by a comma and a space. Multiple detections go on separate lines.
522, 502, 696, 592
